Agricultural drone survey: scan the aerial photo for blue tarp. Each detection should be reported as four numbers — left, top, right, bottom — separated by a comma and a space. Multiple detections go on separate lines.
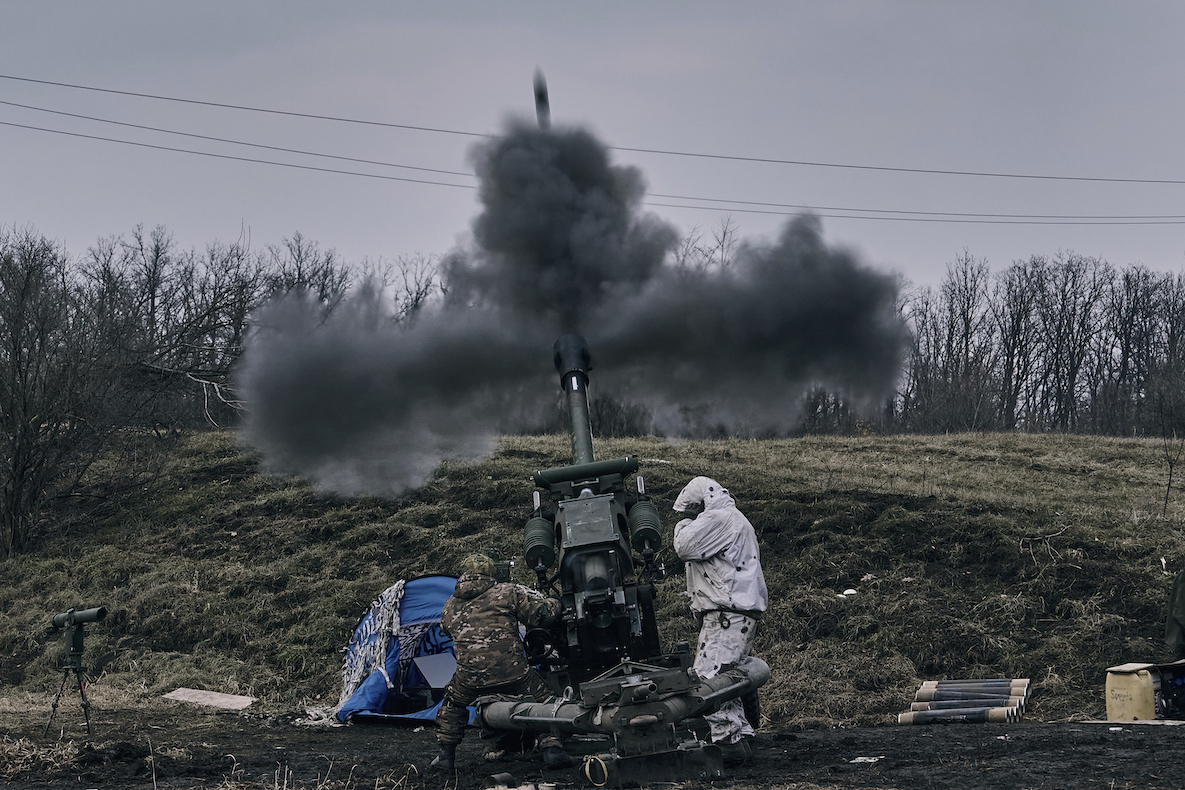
336, 574, 465, 724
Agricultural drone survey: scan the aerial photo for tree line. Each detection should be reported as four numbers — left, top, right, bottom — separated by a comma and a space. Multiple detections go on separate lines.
0, 224, 435, 556
4, 223, 1184, 555
891, 250, 1185, 437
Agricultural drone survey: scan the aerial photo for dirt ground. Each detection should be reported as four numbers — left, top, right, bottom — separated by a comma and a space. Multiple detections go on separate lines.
4, 698, 1185, 790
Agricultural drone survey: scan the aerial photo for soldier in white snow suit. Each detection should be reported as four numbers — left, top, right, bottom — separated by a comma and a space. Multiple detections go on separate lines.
672, 476, 768, 763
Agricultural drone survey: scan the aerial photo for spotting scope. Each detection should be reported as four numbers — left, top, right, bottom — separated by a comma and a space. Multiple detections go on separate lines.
51, 607, 108, 629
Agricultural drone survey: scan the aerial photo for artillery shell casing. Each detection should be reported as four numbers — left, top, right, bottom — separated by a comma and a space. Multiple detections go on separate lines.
918, 679, 1029, 694
911, 697, 1025, 711
898, 707, 1016, 725
915, 686, 1028, 702
920, 678, 1029, 687
485, 773, 517, 789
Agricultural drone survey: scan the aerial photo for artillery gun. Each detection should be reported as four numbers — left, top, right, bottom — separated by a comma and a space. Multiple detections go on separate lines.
477, 335, 769, 786
520, 334, 665, 686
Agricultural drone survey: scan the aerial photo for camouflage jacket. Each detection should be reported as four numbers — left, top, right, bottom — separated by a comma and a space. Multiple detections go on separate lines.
441, 572, 560, 686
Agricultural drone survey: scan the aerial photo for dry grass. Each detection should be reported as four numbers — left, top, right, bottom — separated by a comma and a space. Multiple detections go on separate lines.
0, 736, 78, 780
2, 429, 1182, 739
1, 730, 421, 790
209, 762, 421, 790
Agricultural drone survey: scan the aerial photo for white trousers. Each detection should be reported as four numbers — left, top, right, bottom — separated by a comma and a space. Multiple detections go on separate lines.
693, 611, 758, 744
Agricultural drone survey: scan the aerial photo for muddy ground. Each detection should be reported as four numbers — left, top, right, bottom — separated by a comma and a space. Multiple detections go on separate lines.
4, 699, 1185, 790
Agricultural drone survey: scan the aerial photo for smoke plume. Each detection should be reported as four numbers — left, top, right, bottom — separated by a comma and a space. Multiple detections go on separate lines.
238, 118, 908, 496
589, 213, 907, 433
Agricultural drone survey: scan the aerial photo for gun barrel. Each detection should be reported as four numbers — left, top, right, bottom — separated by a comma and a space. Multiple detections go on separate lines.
554, 334, 595, 465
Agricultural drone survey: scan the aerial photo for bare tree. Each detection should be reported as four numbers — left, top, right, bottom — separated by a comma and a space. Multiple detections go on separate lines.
1031, 253, 1110, 431
1, 224, 364, 554
172, 240, 268, 425
671, 216, 740, 272
393, 253, 441, 322
991, 259, 1040, 431
899, 282, 940, 430
938, 252, 997, 430
899, 253, 997, 431
0, 228, 132, 556
589, 393, 651, 438
707, 215, 739, 269
1088, 266, 1164, 434
671, 224, 703, 270
78, 229, 271, 429
125, 224, 176, 345
264, 232, 352, 309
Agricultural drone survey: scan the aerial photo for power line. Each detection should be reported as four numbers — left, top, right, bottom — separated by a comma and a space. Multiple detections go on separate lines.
5, 79, 1184, 227
0, 73, 485, 138
619, 146, 1185, 186
0, 120, 476, 189
645, 201, 1185, 226
648, 193, 1185, 221
5, 72, 1185, 186
4, 117, 1183, 227
22, 96, 1177, 221
0, 99, 475, 178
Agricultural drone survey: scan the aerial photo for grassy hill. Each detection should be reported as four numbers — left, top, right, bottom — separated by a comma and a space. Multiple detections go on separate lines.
2, 429, 1182, 729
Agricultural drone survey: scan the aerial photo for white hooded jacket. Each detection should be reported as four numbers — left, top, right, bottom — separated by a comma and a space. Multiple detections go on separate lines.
672, 476, 769, 616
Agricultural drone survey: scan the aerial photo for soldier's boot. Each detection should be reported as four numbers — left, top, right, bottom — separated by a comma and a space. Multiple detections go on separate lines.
542, 745, 576, 769
718, 737, 752, 768
430, 745, 457, 770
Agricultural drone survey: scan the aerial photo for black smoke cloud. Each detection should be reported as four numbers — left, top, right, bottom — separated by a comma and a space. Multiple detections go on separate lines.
444, 121, 676, 331
589, 214, 907, 433
238, 119, 908, 496
237, 293, 544, 496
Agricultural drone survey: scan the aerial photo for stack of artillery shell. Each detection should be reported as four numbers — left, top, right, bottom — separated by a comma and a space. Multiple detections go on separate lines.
897, 678, 1029, 725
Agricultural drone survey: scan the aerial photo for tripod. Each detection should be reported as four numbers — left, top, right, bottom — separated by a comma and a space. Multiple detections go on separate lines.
44, 629, 95, 736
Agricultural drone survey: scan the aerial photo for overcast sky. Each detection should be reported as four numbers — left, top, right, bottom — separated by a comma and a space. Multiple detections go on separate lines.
2, 2, 1184, 287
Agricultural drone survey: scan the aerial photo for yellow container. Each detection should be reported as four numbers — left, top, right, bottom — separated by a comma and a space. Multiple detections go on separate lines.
1105, 663, 1157, 721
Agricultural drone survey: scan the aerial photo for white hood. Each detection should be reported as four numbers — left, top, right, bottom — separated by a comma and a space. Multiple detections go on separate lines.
673, 476, 734, 512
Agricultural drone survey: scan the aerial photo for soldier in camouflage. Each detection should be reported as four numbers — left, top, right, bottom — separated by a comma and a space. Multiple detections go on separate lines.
431, 553, 575, 771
